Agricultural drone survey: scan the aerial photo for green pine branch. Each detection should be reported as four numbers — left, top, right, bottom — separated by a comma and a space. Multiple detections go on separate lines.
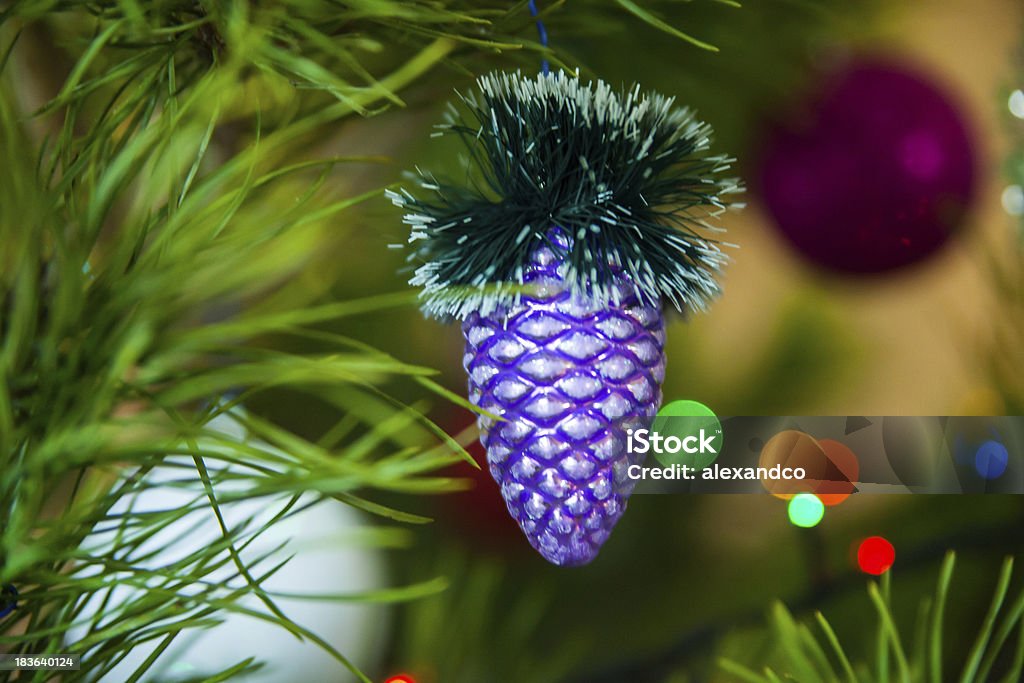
0, 3, 500, 681
720, 553, 1024, 683
0, 2, 728, 681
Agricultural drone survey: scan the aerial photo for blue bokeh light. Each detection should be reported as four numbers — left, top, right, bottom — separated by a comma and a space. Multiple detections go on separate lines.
975, 440, 1009, 480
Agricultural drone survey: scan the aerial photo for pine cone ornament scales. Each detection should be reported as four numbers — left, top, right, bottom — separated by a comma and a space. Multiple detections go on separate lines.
390, 71, 740, 565
464, 232, 665, 566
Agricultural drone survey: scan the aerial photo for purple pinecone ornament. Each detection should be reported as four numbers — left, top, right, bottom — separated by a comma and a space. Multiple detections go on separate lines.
389, 71, 741, 565
464, 231, 665, 565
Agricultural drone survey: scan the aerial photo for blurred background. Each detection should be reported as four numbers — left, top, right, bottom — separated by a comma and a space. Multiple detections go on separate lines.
3, 0, 1024, 681
351, 1, 1024, 681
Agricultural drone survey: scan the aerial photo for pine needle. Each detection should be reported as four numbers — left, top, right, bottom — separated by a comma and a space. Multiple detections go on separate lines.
930, 552, 957, 683
960, 557, 1015, 683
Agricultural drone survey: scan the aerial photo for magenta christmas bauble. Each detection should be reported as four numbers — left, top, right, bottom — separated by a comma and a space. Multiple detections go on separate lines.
758, 60, 976, 273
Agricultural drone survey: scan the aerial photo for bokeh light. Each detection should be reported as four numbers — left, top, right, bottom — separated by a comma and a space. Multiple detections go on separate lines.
815, 439, 859, 506
857, 536, 896, 575
758, 430, 826, 498
788, 493, 825, 528
1010, 89, 1024, 119
759, 430, 859, 502
975, 439, 1009, 480
651, 399, 722, 469
1003, 184, 1024, 216
384, 675, 417, 683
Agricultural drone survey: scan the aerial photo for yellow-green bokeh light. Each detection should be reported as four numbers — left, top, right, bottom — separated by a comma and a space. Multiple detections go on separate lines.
788, 493, 825, 528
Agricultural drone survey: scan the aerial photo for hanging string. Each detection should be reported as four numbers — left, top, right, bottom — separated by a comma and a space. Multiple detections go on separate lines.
527, 0, 550, 75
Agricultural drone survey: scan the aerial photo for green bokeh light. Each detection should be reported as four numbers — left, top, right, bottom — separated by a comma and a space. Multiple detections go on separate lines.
787, 493, 825, 528
650, 399, 722, 469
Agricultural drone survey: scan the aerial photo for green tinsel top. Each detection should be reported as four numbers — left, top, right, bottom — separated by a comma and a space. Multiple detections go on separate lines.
388, 70, 743, 319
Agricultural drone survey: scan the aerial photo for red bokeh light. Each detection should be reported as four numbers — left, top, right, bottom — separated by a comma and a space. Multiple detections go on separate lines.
857, 536, 896, 575
384, 675, 416, 683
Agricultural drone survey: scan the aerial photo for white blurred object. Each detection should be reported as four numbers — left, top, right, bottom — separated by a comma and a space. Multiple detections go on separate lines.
1002, 184, 1024, 216
1009, 89, 1024, 120
70, 412, 387, 682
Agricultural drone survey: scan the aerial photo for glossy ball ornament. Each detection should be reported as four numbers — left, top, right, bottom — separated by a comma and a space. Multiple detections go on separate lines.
758, 60, 976, 273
